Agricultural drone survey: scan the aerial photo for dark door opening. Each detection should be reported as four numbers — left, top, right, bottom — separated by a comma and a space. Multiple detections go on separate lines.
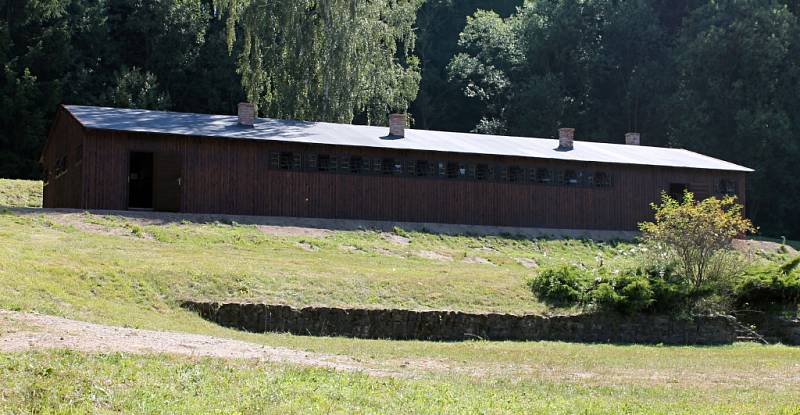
128, 152, 153, 209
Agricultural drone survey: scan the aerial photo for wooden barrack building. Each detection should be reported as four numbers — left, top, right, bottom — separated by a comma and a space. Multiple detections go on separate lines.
41, 104, 752, 231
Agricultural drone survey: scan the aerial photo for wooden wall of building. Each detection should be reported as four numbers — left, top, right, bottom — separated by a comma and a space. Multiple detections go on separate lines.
65, 125, 746, 231
41, 111, 85, 208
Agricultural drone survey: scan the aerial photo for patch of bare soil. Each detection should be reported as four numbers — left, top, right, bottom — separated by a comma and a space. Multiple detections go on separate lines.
297, 242, 319, 252
462, 256, 495, 266
515, 258, 539, 269
0, 311, 402, 377
45, 213, 153, 240
415, 250, 453, 262
257, 225, 332, 238
733, 239, 798, 256
382, 233, 411, 245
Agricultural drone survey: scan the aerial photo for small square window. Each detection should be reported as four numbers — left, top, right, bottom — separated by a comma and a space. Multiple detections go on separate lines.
475, 164, 489, 181
508, 166, 523, 183
446, 162, 459, 178
381, 158, 394, 175
393, 161, 404, 175
536, 168, 552, 184
304, 153, 318, 170
564, 170, 578, 185
269, 152, 280, 169
337, 156, 349, 172
594, 172, 611, 187
278, 152, 294, 170
415, 160, 429, 177
350, 156, 363, 174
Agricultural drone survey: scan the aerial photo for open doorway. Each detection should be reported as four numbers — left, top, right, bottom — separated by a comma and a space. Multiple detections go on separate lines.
128, 151, 182, 212
128, 152, 153, 209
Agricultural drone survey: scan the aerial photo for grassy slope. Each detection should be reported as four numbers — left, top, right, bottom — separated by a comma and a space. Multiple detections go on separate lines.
1, 179, 798, 413
0, 179, 41, 208
0, 210, 641, 319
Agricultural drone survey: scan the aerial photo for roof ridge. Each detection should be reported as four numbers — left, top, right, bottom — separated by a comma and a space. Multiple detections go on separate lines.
62, 105, 753, 172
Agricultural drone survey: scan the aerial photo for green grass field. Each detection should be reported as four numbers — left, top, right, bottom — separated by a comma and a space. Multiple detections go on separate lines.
2, 350, 799, 414
0, 178, 41, 208
1, 179, 798, 414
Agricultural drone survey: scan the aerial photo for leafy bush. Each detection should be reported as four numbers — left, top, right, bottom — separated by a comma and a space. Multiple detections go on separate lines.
527, 266, 587, 307
734, 259, 800, 311
590, 272, 656, 313
639, 191, 755, 291
529, 263, 700, 314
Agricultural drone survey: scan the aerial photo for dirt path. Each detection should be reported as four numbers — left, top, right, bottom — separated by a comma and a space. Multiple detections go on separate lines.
0, 310, 417, 377
2, 310, 798, 389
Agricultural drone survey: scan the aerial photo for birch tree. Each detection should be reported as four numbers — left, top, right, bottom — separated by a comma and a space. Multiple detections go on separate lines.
213, 0, 422, 124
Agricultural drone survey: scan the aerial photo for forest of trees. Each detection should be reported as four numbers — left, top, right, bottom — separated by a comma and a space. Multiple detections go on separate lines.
2, 0, 799, 238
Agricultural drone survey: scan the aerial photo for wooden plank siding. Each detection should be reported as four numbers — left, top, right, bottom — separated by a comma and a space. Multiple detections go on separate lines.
42, 112, 747, 231
41, 110, 85, 208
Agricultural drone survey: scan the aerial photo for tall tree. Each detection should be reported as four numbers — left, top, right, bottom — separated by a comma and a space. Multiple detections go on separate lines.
669, 0, 800, 237
411, 0, 521, 131
448, 0, 672, 140
213, 0, 422, 124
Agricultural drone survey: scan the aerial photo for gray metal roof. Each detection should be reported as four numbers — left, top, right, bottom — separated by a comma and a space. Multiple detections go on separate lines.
64, 105, 752, 172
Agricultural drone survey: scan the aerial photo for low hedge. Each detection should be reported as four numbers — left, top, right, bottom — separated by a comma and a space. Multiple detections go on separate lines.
527, 264, 692, 314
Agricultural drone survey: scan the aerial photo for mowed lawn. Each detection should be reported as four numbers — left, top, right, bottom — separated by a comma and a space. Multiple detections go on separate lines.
1, 179, 798, 414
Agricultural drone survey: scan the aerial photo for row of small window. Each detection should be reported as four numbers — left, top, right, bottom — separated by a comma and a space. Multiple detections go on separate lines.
267, 152, 614, 187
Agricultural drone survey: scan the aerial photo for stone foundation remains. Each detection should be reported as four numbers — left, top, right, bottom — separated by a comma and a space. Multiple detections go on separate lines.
182, 301, 737, 345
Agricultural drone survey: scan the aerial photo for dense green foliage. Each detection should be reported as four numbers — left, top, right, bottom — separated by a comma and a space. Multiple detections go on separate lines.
213, 0, 422, 123
0, 0, 243, 179
3, 0, 800, 237
529, 193, 763, 314
528, 264, 695, 314
640, 191, 755, 290
526, 265, 585, 306
409, 0, 521, 131
734, 259, 800, 312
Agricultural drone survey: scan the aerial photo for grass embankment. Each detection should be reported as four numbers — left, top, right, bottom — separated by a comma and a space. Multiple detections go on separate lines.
0, 178, 41, 208
1, 179, 798, 413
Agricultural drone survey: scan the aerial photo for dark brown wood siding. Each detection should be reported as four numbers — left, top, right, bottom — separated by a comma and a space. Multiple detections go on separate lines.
41, 110, 85, 208
68, 122, 746, 231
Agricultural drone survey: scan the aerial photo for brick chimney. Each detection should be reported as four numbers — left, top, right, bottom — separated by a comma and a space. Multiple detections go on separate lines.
558, 128, 575, 151
625, 132, 640, 145
238, 102, 256, 127
389, 113, 406, 137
